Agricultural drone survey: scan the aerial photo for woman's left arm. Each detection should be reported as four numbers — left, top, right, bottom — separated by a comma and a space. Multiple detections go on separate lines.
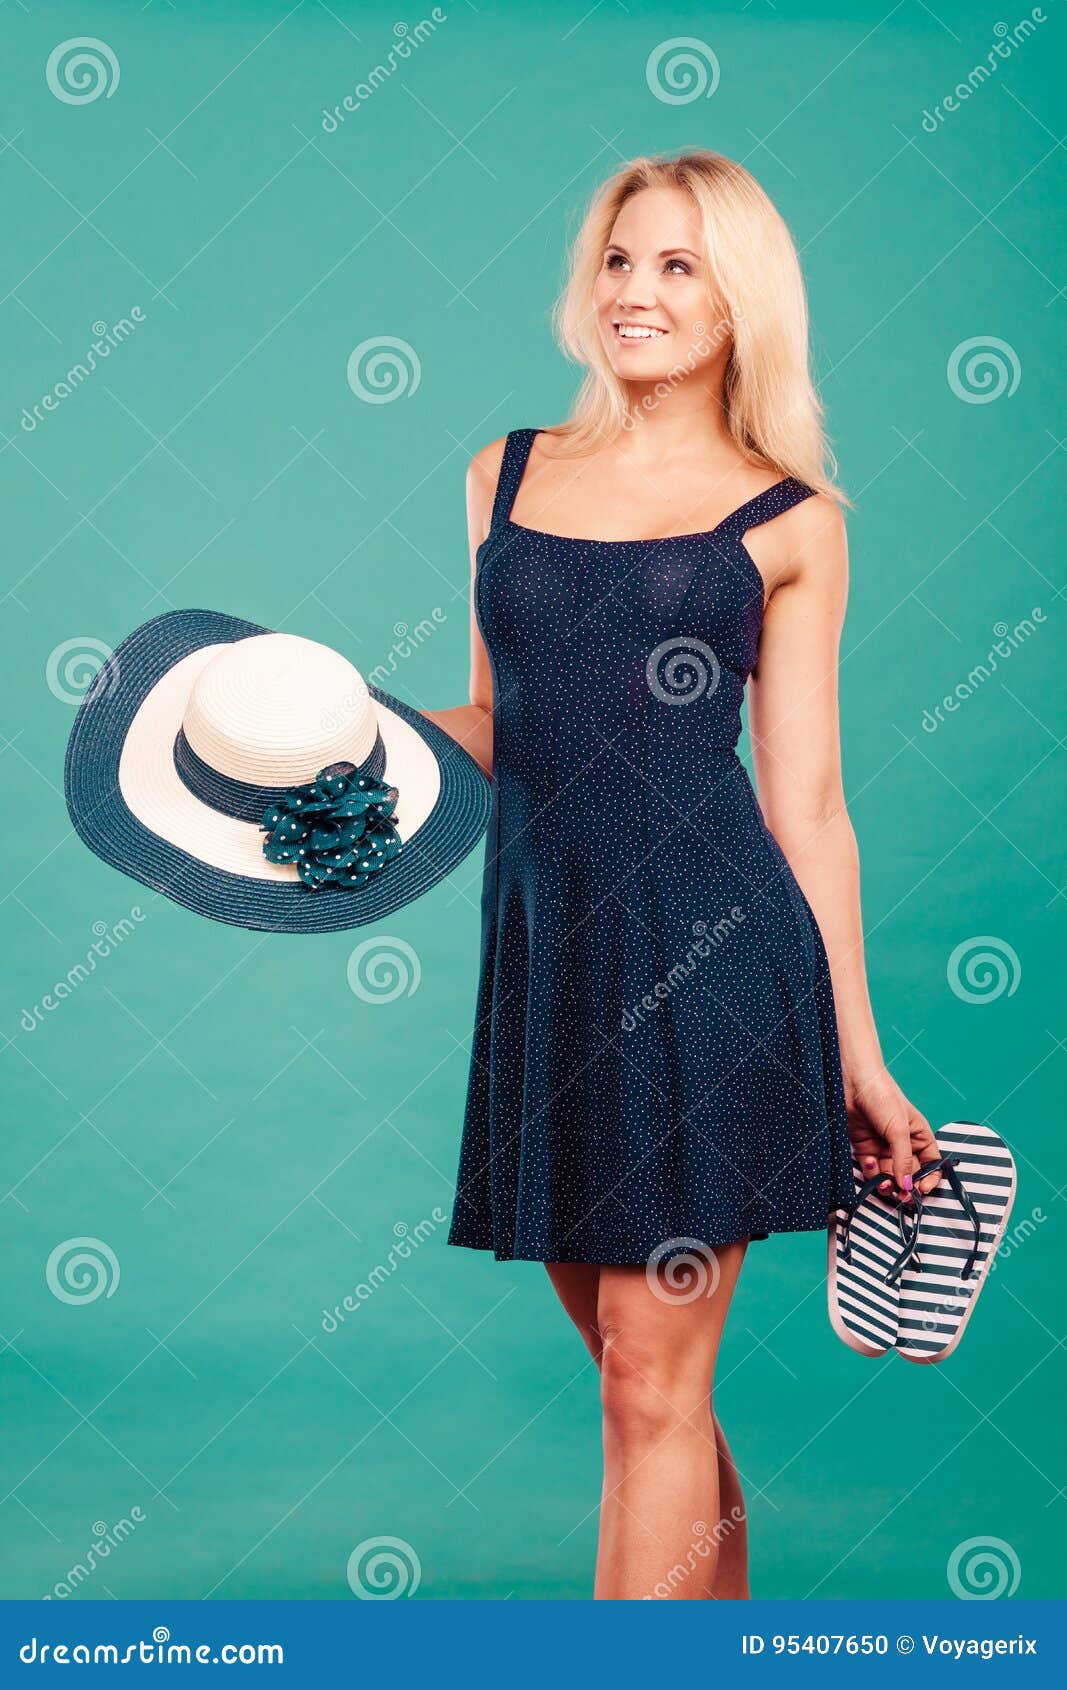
748, 496, 940, 1199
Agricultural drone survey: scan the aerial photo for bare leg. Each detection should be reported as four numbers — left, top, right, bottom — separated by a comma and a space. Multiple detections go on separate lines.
545, 1248, 749, 1599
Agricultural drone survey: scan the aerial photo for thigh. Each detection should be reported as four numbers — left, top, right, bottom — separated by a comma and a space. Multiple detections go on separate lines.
545, 1262, 602, 1362
596, 1240, 747, 1394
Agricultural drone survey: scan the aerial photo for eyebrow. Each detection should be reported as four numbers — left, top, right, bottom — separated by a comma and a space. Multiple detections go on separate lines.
605, 244, 701, 260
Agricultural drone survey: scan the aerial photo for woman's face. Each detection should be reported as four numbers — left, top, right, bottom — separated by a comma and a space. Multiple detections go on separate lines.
592, 185, 727, 387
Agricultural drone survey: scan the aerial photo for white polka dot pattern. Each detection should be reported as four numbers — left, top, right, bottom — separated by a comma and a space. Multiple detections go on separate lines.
447, 429, 854, 1264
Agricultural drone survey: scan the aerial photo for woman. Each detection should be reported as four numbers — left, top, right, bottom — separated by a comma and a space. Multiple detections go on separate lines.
426, 150, 939, 1600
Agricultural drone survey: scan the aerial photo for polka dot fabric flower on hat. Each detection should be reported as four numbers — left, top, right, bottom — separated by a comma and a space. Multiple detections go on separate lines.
260, 761, 402, 890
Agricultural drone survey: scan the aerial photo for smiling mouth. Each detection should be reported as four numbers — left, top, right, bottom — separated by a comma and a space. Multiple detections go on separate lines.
613, 322, 669, 341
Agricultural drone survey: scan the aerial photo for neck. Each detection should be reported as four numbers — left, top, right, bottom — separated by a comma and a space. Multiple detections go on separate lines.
616, 385, 734, 459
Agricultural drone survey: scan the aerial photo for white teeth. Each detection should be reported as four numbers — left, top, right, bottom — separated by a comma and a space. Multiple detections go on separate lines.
616, 324, 667, 339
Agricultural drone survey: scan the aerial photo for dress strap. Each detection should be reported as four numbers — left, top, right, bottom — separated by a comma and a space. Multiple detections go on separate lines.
489, 428, 540, 532
716, 476, 816, 537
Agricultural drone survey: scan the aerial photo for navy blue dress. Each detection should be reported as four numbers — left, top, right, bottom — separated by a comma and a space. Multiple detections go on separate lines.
448, 428, 853, 1264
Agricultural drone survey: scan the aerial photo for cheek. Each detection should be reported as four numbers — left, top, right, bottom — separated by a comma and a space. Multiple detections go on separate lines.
592, 271, 617, 313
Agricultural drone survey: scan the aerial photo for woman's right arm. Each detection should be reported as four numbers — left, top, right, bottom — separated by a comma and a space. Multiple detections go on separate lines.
419, 437, 505, 778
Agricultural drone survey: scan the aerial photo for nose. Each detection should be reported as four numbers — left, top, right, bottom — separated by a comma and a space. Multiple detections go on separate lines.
615, 264, 659, 313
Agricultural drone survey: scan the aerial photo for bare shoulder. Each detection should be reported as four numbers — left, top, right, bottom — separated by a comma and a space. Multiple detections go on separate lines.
779, 493, 848, 594
792, 492, 847, 550
467, 433, 509, 504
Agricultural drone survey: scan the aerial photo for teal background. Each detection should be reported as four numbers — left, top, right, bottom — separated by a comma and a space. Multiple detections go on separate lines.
1, 0, 1063, 1602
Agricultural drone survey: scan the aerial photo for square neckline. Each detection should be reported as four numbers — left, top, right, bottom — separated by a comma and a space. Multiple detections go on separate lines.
497, 430, 806, 606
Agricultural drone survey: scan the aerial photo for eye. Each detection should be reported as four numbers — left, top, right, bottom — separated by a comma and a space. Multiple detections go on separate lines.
665, 259, 692, 275
605, 252, 629, 271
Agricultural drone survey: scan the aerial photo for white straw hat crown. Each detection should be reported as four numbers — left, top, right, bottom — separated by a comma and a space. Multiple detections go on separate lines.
181, 633, 377, 785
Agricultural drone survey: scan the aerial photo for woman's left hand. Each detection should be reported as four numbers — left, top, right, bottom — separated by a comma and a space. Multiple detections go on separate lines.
843, 1064, 941, 1201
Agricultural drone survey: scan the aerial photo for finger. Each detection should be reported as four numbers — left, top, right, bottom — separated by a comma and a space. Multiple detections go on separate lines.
846, 1131, 883, 1185
877, 1153, 896, 1199
909, 1110, 942, 1195
887, 1123, 914, 1201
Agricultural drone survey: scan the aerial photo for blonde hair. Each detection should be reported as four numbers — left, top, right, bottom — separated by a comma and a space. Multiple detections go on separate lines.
548, 150, 844, 502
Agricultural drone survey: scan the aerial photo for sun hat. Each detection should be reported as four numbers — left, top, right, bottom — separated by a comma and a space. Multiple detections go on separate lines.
64, 608, 492, 933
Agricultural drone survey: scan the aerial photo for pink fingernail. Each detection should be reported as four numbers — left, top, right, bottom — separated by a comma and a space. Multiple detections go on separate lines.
902, 1175, 913, 1192
864, 1157, 877, 1169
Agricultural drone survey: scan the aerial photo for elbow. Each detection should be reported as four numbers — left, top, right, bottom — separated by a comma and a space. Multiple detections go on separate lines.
762, 788, 852, 855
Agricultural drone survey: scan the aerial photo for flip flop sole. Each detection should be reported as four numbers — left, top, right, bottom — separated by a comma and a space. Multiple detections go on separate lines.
896, 1122, 1017, 1364
828, 1158, 904, 1357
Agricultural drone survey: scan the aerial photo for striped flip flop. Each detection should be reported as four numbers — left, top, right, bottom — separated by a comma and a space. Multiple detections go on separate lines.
828, 1158, 916, 1357
895, 1122, 1017, 1365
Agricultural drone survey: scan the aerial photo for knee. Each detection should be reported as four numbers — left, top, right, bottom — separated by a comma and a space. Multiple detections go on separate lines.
599, 1334, 680, 1451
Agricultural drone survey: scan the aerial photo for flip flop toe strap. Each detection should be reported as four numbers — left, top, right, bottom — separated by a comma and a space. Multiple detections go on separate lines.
911, 1152, 983, 1279
841, 1173, 914, 1287
885, 1200, 922, 1287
